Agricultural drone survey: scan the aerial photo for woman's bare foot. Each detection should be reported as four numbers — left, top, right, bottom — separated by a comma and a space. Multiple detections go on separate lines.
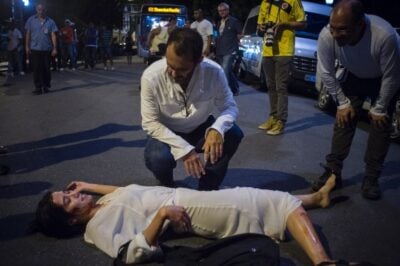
316, 174, 336, 208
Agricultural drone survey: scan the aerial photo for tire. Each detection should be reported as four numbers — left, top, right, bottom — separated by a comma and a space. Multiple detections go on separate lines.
317, 85, 333, 110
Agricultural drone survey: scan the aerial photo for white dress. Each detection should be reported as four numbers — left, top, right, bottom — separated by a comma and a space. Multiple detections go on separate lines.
84, 185, 301, 264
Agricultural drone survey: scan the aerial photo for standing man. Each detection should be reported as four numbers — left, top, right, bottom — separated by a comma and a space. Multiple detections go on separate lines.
215, 2, 242, 96
7, 19, 24, 76
141, 28, 243, 191
25, 3, 58, 94
311, 0, 400, 200
257, 0, 306, 135
84, 22, 98, 70
190, 7, 214, 57
60, 19, 77, 70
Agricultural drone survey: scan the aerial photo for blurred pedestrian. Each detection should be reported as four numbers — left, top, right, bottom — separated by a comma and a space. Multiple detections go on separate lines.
60, 19, 78, 70
190, 7, 213, 57
98, 25, 114, 70
84, 22, 98, 70
215, 2, 243, 96
25, 3, 58, 94
7, 19, 24, 77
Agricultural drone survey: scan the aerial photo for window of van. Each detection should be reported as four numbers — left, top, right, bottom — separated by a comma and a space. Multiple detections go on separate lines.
296, 12, 330, 39
243, 16, 258, 36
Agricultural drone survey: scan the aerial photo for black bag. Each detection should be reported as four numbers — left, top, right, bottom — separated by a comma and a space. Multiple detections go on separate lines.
163, 233, 279, 266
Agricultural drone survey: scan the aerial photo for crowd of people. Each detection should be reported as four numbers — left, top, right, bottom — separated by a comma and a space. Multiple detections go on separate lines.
3, 3, 136, 94
1, 0, 399, 265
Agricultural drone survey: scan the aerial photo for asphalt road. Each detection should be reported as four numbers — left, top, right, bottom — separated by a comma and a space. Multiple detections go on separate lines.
0, 57, 399, 266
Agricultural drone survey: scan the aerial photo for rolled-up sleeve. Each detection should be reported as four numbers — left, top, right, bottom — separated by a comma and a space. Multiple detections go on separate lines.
209, 68, 239, 137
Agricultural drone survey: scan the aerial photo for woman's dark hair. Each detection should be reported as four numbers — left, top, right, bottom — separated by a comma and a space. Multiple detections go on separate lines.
167, 28, 203, 62
32, 191, 84, 238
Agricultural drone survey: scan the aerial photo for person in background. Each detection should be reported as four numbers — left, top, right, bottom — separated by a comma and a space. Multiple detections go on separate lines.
7, 19, 24, 77
84, 22, 98, 70
98, 25, 114, 70
190, 7, 214, 57
60, 19, 77, 70
0, 145, 9, 176
125, 30, 134, 65
311, 0, 400, 200
215, 2, 243, 96
25, 3, 58, 94
141, 28, 243, 191
257, 0, 306, 135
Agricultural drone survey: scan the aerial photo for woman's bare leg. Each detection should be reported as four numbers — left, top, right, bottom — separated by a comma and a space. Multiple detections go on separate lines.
286, 207, 331, 265
296, 174, 336, 209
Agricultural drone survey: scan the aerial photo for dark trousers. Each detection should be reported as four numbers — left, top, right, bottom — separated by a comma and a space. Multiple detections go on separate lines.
326, 72, 397, 180
30, 50, 52, 89
144, 116, 244, 190
85, 46, 97, 68
262, 56, 292, 122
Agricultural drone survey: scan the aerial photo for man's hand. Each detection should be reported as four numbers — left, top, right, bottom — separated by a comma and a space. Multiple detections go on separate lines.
369, 112, 388, 130
51, 48, 57, 57
336, 106, 356, 128
182, 149, 205, 178
202, 129, 223, 164
163, 205, 192, 233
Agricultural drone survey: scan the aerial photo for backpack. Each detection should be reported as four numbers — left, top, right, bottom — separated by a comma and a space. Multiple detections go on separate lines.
115, 233, 280, 266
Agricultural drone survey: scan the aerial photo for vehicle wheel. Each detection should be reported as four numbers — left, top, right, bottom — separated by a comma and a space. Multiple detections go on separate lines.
390, 99, 400, 140
317, 85, 333, 110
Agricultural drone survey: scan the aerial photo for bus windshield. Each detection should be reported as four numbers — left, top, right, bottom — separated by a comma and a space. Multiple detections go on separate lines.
137, 4, 187, 58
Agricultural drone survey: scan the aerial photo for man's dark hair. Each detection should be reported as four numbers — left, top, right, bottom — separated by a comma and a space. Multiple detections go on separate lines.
335, 0, 365, 23
167, 28, 203, 62
32, 191, 84, 238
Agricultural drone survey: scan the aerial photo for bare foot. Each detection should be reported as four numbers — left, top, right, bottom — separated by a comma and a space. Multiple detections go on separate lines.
317, 174, 336, 208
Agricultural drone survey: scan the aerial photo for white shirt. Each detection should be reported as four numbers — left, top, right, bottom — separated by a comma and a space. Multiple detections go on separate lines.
317, 15, 400, 115
140, 58, 238, 160
84, 185, 301, 264
190, 19, 214, 53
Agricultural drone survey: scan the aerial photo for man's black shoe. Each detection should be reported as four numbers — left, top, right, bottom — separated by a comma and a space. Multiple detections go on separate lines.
32, 89, 42, 95
362, 177, 381, 200
0, 165, 9, 175
311, 164, 342, 192
43, 87, 50, 93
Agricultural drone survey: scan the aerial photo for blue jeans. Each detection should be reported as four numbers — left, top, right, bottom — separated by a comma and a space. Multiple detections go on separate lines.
144, 116, 244, 190
216, 53, 239, 94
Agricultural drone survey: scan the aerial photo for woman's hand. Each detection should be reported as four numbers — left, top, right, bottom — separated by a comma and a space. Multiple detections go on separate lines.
65, 181, 92, 193
163, 206, 192, 233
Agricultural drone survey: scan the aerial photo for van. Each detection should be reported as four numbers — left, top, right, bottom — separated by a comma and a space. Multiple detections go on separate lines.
239, 1, 332, 90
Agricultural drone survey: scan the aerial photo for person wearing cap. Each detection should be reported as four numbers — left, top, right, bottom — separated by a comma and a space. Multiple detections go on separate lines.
25, 3, 58, 94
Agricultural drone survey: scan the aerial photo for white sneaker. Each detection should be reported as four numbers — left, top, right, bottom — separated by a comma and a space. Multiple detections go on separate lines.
111, 66, 115, 71
104, 67, 108, 70
72, 68, 76, 71
20, 71, 25, 76
60, 68, 64, 71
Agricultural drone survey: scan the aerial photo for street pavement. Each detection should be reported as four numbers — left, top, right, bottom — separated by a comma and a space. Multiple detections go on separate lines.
0, 56, 399, 266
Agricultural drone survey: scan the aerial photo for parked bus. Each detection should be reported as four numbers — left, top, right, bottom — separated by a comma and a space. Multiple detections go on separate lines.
136, 4, 187, 58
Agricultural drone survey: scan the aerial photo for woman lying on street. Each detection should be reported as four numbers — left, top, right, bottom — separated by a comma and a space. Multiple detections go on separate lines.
33, 174, 356, 265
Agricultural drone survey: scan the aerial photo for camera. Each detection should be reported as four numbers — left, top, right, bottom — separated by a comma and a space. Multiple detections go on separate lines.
264, 22, 275, 47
